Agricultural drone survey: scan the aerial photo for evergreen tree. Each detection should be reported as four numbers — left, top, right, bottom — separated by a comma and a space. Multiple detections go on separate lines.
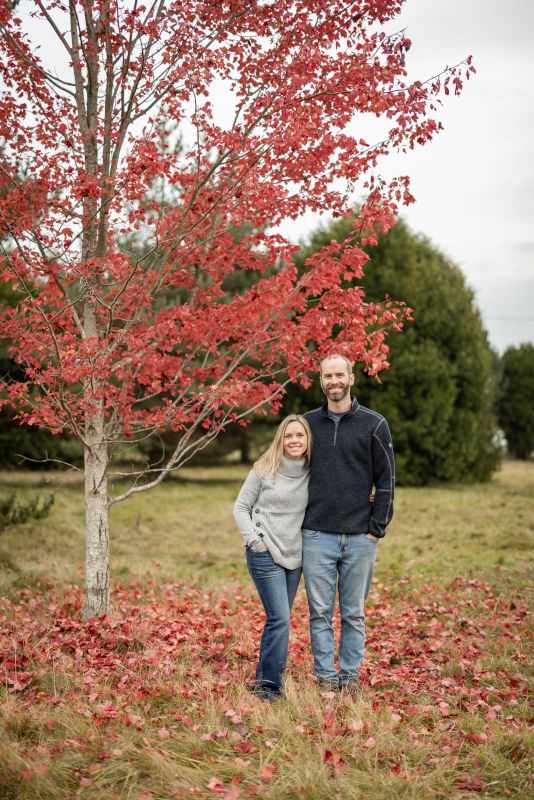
498, 343, 534, 459
0, 283, 82, 468
289, 217, 500, 485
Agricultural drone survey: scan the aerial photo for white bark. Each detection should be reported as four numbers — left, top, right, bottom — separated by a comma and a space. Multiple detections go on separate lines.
83, 404, 109, 619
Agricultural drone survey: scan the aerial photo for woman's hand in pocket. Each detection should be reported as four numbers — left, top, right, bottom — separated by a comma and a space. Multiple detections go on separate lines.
249, 539, 268, 553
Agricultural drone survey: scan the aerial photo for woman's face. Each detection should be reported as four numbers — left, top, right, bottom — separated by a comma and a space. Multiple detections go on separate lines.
283, 420, 308, 460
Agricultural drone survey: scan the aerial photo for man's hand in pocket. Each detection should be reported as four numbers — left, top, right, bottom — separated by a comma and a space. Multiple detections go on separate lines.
365, 533, 379, 542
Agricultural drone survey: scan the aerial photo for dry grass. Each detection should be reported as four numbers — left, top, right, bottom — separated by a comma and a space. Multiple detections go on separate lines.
0, 460, 532, 799
1, 460, 532, 593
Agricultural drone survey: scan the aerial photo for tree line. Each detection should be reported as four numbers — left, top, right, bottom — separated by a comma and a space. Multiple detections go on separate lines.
2, 216, 532, 481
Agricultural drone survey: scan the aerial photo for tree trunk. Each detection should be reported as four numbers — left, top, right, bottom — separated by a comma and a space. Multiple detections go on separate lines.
238, 426, 252, 464
83, 406, 109, 619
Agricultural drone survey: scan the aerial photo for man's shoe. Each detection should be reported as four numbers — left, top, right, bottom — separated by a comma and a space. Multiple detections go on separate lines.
316, 677, 339, 691
339, 680, 359, 695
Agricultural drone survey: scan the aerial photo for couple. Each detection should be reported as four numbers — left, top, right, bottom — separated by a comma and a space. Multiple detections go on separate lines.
233, 354, 395, 701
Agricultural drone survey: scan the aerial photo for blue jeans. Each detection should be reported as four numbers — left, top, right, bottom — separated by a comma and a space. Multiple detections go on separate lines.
302, 530, 377, 684
246, 547, 302, 693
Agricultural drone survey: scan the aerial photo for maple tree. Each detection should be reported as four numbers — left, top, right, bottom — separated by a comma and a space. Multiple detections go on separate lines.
0, 0, 472, 617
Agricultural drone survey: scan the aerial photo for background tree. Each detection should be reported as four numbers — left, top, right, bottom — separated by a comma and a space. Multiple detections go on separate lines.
131, 217, 277, 466
0, 149, 81, 468
0, 282, 83, 468
0, 0, 470, 616
498, 343, 534, 460
288, 217, 499, 484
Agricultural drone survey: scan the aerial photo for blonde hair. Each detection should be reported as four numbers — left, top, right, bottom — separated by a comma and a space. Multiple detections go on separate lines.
254, 415, 312, 480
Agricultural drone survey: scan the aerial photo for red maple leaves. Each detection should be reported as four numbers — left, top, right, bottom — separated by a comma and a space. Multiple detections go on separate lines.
1, 577, 528, 713
0, 574, 529, 795
0, 1, 473, 446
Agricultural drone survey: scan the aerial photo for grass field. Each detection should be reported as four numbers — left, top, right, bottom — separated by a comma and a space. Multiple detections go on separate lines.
0, 460, 533, 799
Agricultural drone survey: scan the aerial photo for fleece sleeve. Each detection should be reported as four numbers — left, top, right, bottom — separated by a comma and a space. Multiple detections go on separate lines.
233, 469, 263, 547
368, 419, 395, 538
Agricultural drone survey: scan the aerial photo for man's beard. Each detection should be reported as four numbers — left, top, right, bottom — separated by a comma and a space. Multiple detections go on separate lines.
325, 385, 350, 401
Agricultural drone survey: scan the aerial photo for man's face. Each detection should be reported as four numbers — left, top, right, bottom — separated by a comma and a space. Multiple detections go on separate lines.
320, 357, 354, 402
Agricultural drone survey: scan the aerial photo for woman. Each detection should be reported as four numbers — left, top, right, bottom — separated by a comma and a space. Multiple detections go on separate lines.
233, 414, 312, 702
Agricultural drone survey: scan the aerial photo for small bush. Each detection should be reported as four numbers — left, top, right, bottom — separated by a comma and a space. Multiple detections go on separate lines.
0, 491, 54, 530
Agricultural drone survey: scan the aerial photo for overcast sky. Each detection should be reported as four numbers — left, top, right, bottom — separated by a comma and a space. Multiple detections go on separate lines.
384, 0, 534, 353
19, 0, 534, 353
363, 0, 533, 355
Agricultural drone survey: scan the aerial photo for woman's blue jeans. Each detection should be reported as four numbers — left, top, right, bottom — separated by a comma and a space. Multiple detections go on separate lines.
246, 547, 301, 693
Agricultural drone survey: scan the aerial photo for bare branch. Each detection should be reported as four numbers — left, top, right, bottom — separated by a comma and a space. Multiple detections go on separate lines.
15, 454, 82, 472
108, 379, 289, 506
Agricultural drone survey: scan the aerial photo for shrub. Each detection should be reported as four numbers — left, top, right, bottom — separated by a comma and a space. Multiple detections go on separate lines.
0, 491, 55, 530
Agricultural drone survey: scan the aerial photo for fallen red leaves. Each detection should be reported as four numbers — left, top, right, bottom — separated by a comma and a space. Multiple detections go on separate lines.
0, 578, 528, 712
322, 747, 345, 775
0, 576, 529, 796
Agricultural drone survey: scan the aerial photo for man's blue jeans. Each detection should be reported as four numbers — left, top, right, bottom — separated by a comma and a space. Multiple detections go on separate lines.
302, 530, 377, 684
246, 547, 302, 693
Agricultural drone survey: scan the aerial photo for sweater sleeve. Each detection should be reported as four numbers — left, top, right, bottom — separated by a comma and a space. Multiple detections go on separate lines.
233, 469, 263, 547
368, 419, 395, 538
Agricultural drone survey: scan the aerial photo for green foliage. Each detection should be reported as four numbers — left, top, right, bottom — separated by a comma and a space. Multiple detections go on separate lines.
498, 343, 534, 459
0, 282, 83, 469
0, 491, 54, 530
0, 418, 83, 470
290, 217, 500, 485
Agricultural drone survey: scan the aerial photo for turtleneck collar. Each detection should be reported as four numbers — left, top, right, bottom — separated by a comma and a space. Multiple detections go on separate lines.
279, 456, 308, 478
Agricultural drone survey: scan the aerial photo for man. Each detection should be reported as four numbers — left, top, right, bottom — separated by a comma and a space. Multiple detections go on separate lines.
302, 354, 395, 691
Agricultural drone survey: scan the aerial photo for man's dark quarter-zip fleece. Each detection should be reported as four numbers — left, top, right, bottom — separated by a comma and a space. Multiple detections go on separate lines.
303, 398, 395, 537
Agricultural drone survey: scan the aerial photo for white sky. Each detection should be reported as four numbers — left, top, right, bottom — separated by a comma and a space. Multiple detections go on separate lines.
384, 0, 534, 354
360, 0, 534, 355
278, 0, 534, 353
18, 0, 534, 353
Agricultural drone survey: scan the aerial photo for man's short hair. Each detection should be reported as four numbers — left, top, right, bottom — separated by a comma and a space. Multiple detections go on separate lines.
319, 353, 353, 374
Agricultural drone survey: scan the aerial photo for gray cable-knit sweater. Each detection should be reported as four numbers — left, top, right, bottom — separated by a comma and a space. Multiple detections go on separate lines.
233, 457, 309, 570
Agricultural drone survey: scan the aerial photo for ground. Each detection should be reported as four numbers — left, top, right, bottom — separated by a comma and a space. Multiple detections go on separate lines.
0, 460, 532, 799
